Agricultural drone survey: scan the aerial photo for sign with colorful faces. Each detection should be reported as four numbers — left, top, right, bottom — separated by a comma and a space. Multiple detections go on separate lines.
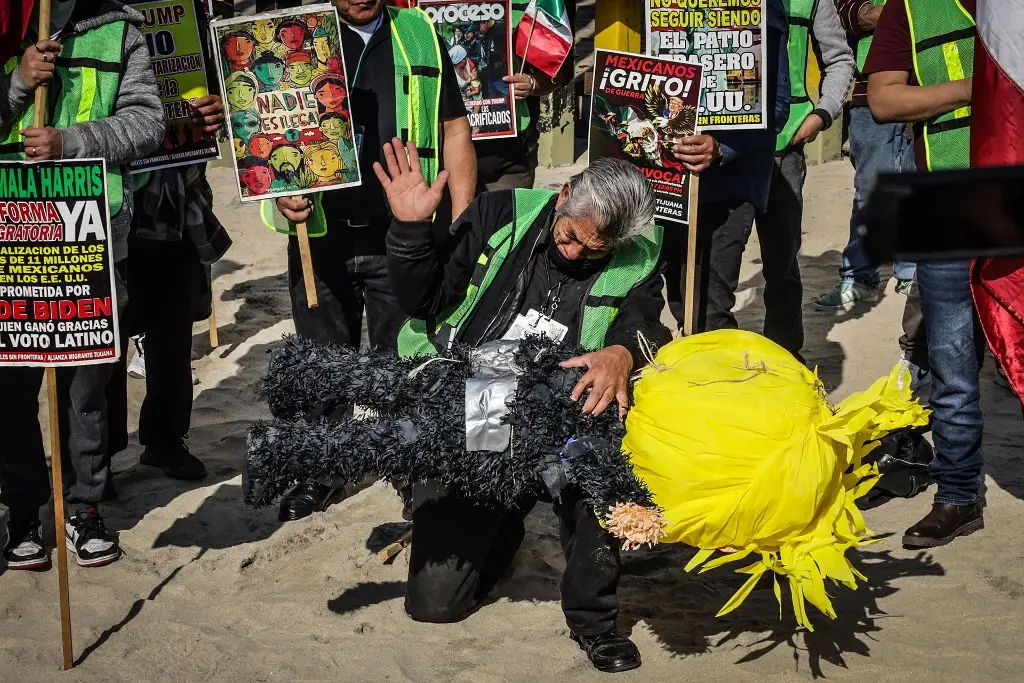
211, 4, 361, 201
645, 0, 766, 131
420, 0, 517, 140
590, 49, 703, 225
131, 0, 221, 173
0, 160, 121, 366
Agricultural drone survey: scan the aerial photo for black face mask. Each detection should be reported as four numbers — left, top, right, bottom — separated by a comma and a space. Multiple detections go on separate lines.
546, 232, 609, 278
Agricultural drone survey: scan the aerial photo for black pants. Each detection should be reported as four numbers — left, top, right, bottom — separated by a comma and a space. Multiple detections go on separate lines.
120, 237, 208, 446
755, 150, 806, 357
0, 268, 128, 517
666, 167, 804, 359
665, 198, 756, 336
899, 277, 929, 370
405, 482, 621, 635
287, 223, 404, 350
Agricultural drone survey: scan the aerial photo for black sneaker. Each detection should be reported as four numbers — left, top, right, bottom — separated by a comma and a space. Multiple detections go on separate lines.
65, 509, 120, 567
140, 440, 207, 481
3, 516, 50, 571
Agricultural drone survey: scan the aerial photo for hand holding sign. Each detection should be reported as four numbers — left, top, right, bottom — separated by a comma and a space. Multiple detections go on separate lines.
189, 95, 225, 133
373, 138, 450, 223
20, 126, 63, 161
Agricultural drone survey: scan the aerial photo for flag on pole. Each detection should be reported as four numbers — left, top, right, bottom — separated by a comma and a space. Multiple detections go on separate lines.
514, 0, 572, 79
970, 0, 1024, 399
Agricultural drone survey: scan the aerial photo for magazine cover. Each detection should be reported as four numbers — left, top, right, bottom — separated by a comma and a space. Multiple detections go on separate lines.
131, 0, 222, 173
589, 49, 703, 225
211, 4, 361, 202
420, 0, 517, 140
646, 0, 766, 131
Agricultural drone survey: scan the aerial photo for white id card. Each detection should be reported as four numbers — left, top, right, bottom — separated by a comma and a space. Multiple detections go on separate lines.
502, 309, 569, 343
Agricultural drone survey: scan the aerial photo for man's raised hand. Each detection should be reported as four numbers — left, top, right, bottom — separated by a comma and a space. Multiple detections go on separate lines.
373, 138, 449, 223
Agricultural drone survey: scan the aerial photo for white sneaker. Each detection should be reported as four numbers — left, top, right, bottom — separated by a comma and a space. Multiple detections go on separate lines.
897, 355, 932, 406
129, 335, 199, 384
814, 281, 879, 311
127, 336, 146, 379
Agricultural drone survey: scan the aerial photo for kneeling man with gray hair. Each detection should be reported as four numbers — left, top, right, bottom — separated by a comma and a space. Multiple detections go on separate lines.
376, 138, 671, 673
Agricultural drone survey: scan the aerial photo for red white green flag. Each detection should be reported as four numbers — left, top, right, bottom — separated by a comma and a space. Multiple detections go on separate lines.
515, 0, 572, 79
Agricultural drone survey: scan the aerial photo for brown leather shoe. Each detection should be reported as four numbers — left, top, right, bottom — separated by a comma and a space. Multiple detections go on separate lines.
903, 502, 983, 548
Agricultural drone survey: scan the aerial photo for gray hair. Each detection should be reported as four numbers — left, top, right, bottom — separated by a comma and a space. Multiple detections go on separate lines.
554, 157, 657, 248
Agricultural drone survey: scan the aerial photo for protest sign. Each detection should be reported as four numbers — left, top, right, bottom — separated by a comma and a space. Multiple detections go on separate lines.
212, 4, 361, 202
589, 49, 702, 225
420, 0, 517, 140
132, 0, 221, 173
0, 159, 120, 366
645, 0, 766, 131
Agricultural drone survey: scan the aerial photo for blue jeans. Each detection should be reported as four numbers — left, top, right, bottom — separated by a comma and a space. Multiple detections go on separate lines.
842, 106, 916, 285
917, 260, 986, 504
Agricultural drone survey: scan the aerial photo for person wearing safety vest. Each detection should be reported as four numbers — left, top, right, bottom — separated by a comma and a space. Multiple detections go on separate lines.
819, 2, 928, 406
663, 0, 791, 338
473, 0, 575, 192
270, 0, 476, 522
743, 0, 854, 361
828, 0, 930, 405
377, 139, 670, 674
820, 0, 918, 309
112, 0, 231, 485
0, 0, 164, 572
865, 0, 981, 548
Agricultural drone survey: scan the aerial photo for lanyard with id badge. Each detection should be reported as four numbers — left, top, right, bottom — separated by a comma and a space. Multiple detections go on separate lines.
502, 258, 572, 343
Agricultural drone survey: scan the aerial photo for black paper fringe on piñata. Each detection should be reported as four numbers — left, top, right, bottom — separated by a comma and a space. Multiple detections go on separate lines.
246, 336, 654, 524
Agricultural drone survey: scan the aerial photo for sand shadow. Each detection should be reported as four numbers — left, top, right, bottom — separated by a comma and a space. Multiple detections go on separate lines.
732, 249, 894, 391
978, 358, 1024, 501
328, 508, 943, 676
74, 548, 208, 666
105, 269, 293, 549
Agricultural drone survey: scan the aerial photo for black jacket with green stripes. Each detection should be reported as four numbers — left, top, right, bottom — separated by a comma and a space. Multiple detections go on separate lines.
386, 190, 672, 367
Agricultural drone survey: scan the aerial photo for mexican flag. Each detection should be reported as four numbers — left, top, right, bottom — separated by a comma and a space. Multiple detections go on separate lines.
514, 0, 572, 79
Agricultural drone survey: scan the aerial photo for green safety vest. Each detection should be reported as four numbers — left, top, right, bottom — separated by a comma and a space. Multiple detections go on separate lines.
855, 0, 886, 71
776, 0, 816, 151
905, 0, 975, 171
510, 0, 534, 134
0, 21, 128, 217
396, 189, 663, 359
261, 6, 443, 236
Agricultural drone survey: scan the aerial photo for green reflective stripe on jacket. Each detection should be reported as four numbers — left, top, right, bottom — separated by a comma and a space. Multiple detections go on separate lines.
855, 0, 887, 71
579, 224, 663, 349
0, 22, 127, 216
905, 0, 974, 171
776, 0, 816, 151
262, 7, 442, 237
398, 188, 553, 358
397, 189, 664, 359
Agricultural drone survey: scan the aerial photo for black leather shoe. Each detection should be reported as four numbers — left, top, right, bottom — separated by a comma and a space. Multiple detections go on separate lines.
278, 482, 345, 522
141, 441, 207, 481
903, 502, 983, 548
571, 629, 641, 673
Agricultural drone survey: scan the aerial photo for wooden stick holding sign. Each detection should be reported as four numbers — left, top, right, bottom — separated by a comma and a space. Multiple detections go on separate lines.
208, 298, 219, 348
32, 2, 75, 670
683, 169, 700, 337
295, 221, 318, 308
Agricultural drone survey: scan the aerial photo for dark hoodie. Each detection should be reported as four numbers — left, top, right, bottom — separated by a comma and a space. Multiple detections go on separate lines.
0, 0, 166, 261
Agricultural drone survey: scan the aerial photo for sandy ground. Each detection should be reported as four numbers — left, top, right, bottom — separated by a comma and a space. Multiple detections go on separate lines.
4, 159, 1024, 683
